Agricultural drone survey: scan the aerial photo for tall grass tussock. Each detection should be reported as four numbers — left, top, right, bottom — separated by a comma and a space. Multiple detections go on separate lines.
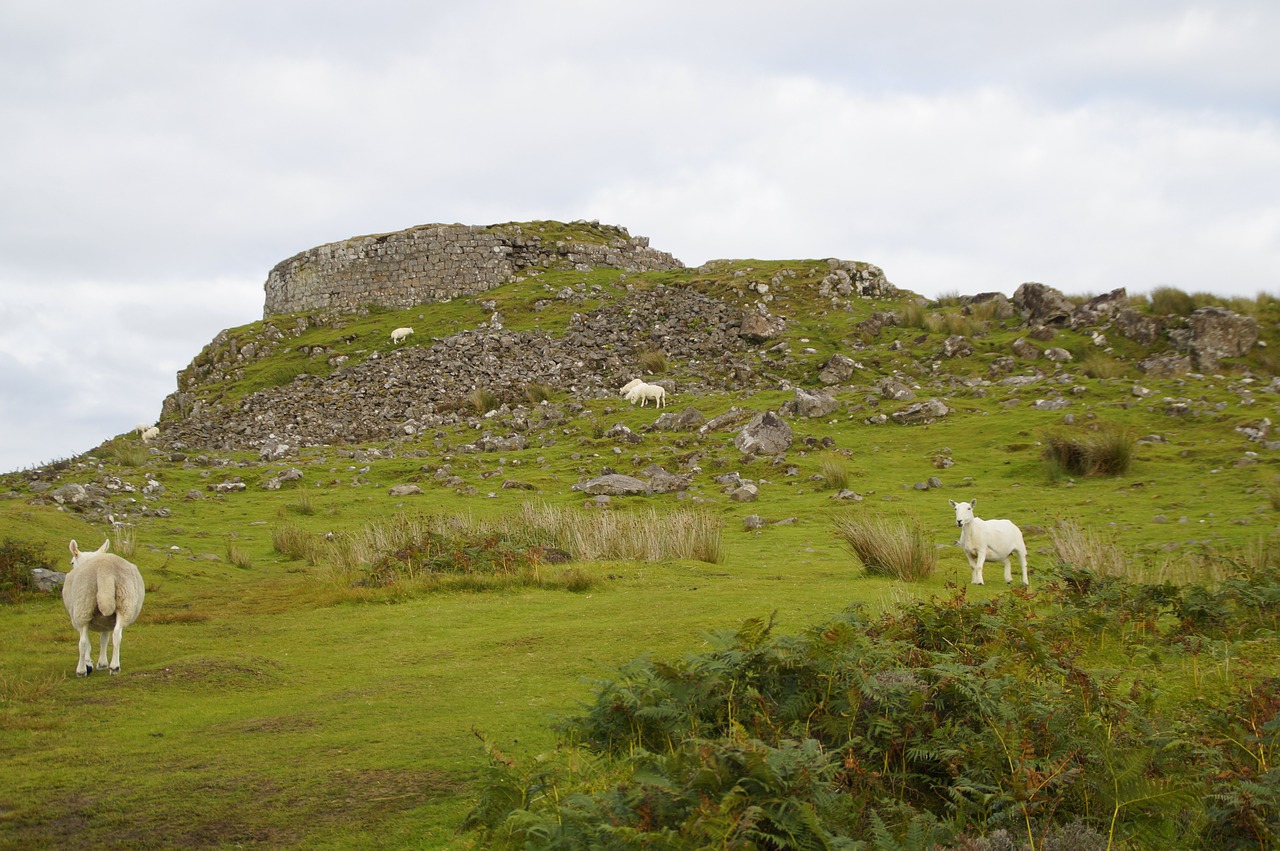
275, 504, 723, 591
833, 512, 936, 581
1043, 422, 1135, 479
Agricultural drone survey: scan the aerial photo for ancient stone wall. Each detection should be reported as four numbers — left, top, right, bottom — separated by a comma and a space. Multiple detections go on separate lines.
262, 221, 683, 317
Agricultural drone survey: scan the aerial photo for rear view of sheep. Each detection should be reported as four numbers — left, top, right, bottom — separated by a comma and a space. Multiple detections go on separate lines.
63, 539, 146, 676
391, 327, 414, 344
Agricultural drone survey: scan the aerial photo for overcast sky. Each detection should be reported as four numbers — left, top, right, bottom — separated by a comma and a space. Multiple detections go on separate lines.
1, 1, 1277, 473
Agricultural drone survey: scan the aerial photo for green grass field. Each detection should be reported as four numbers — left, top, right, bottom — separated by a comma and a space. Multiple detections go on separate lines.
2, 267, 1277, 847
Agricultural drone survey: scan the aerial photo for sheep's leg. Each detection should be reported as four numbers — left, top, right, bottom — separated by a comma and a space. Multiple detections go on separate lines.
1002, 556, 1014, 584
970, 552, 985, 585
1018, 548, 1029, 587
108, 621, 124, 674
97, 630, 111, 671
76, 626, 94, 676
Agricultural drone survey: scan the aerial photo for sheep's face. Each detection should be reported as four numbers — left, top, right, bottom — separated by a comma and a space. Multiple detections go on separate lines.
949, 500, 975, 528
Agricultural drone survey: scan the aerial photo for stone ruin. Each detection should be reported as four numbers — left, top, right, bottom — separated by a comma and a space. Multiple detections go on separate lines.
262, 220, 683, 316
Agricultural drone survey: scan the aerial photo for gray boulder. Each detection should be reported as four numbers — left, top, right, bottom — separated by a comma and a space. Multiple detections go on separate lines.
787, 388, 839, 418
1184, 307, 1258, 372
738, 307, 786, 342
1013, 282, 1075, 326
30, 568, 66, 593
651, 407, 706, 431
388, 484, 423, 497
890, 398, 951, 425
734, 411, 793, 456
818, 354, 858, 385
573, 474, 651, 496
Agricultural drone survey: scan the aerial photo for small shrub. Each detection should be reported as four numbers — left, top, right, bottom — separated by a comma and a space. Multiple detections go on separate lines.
0, 537, 55, 603
833, 512, 936, 581
1043, 422, 1135, 478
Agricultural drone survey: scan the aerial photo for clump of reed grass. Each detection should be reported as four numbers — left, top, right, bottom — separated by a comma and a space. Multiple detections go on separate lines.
469, 388, 500, 415
320, 505, 722, 589
1267, 476, 1280, 512
525, 382, 554, 405
1043, 422, 1135, 479
272, 522, 321, 564
287, 489, 316, 516
637, 349, 668, 375
1079, 351, 1126, 380
818, 456, 849, 491
1049, 520, 1129, 578
832, 512, 936, 581
225, 536, 253, 569
103, 440, 149, 467
516, 502, 722, 564
111, 520, 137, 559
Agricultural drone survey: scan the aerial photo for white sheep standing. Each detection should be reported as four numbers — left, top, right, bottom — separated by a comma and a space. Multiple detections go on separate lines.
619, 378, 644, 396
949, 499, 1029, 587
391, 327, 414, 344
63, 539, 146, 676
140, 426, 160, 443
623, 380, 667, 408
133, 423, 151, 435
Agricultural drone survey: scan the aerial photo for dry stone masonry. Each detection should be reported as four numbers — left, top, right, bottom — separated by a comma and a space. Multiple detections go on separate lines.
262, 220, 683, 316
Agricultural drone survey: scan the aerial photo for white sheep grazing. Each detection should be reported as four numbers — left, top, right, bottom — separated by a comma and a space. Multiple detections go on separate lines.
391, 327, 414, 344
140, 426, 159, 443
625, 381, 667, 408
63, 539, 146, 676
949, 499, 1029, 587
619, 378, 644, 396
133, 423, 150, 435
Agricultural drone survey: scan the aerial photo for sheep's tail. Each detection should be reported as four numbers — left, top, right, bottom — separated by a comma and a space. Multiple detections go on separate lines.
95, 571, 118, 618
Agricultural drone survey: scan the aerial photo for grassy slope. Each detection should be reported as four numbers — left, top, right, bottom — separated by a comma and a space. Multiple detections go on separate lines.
1, 265, 1277, 848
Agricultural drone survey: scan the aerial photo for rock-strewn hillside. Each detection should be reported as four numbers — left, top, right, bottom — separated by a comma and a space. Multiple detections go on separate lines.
152, 223, 1268, 456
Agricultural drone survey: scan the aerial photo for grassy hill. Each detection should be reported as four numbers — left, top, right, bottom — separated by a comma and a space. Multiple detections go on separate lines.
1, 246, 1278, 847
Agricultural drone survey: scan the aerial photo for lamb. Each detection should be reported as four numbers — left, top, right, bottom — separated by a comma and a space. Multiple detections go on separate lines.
391, 327, 414, 344
625, 381, 667, 408
139, 426, 159, 443
949, 499, 1029, 587
619, 378, 644, 395
62, 539, 146, 676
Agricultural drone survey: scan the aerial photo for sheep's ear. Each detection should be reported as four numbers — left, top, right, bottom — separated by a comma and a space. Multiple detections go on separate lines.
970, 498, 977, 509
69, 539, 80, 557
98, 539, 110, 553
948, 499, 957, 508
